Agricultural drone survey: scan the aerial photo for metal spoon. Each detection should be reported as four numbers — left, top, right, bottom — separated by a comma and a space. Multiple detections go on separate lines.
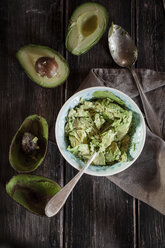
108, 23, 162, 138
45, 152, 97, 217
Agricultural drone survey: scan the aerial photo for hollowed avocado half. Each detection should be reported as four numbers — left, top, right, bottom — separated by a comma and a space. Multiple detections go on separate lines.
16, 44, 69, 88
66, 2, 109, 55
9, 115, 48, 173
6, 174, 61, 216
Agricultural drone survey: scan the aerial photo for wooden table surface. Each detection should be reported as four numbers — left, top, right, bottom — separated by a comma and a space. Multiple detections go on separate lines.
0, 0, 165, 247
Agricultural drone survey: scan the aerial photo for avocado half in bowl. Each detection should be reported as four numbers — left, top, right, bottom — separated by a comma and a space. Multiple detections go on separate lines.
66, 2, 108, 55
55, 87, 146, 177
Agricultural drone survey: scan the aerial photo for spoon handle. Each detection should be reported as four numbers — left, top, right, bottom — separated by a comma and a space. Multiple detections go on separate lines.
45, 152, 97, 217
129, 67, 162, 138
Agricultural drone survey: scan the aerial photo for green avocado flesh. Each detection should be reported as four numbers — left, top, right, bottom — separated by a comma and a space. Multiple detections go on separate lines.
17, 44, 69, 88
6, 175, 61, 216
9, 115, 48, 172
66, 2, 109, 55
65, 91, 133, 166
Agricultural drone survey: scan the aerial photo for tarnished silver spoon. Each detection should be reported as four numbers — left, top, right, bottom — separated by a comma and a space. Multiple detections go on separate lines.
108, 23, 162, 138
45, 152, 97, 217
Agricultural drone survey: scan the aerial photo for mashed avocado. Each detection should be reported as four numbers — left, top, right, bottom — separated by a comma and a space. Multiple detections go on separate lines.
65, 91, 132, 166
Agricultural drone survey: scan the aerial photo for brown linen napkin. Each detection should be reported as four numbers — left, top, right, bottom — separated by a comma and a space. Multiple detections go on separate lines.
78, 68, 165, 215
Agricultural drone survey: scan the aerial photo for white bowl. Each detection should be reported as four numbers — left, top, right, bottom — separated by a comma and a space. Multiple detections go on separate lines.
55, 87, 146, 176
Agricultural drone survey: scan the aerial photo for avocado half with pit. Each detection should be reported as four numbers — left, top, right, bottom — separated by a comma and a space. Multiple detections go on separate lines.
66, 2, 109, 55
16, 44, 69, 88
6, 174, 61, 216
9, 115, 48, 173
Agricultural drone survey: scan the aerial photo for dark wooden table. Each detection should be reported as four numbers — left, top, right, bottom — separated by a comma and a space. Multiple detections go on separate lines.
0, 0, 165, 247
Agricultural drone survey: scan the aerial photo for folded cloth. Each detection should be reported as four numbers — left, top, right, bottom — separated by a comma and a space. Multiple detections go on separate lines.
78, 68, 165, 215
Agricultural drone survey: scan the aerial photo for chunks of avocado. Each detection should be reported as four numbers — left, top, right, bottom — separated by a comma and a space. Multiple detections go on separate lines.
65, 92, 133, 166
66, 2, 108, 55
16, 44, 69, 88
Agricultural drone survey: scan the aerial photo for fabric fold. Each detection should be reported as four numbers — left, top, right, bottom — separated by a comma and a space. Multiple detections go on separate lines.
78, 68, 165, 215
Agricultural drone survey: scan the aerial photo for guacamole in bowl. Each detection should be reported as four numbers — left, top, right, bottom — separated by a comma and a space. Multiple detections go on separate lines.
55, 87, 146, 176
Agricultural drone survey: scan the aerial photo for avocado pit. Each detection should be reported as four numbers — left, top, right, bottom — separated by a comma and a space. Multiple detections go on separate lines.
35, 57, 58, 78
21, 132, 39, 154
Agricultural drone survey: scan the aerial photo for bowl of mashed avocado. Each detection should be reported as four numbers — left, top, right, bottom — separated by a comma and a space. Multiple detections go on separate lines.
55, 87, 146, 176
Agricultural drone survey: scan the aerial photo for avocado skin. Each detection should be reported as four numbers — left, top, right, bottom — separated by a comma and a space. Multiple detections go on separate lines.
16, 44, 69, 88
65, 2, 109, 55
9, 115, 48, 173
6, 174, 61, 216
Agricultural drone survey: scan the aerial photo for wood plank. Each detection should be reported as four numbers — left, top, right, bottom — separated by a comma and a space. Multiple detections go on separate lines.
0, 0, 65, 247
136, 0, 165, 247
1, 0, 164, 247
64, 1, 136, 247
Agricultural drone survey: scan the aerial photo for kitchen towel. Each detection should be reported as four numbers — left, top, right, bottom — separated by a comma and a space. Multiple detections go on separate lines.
78, 68, 165, 215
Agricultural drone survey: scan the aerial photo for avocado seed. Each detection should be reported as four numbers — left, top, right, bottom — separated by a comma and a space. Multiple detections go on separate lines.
22, 132, 39, 154
35, 57, 58, 78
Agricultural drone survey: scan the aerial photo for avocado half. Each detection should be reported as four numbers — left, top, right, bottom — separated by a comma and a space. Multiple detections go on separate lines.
6, 174, 61, 216
9, 115, 48, 173
66, 2, 109, 55
16, 44, 69, 88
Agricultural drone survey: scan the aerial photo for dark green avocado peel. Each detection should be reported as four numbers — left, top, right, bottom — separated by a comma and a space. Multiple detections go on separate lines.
9, 114, 48, 173
6, 174, 61, 216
